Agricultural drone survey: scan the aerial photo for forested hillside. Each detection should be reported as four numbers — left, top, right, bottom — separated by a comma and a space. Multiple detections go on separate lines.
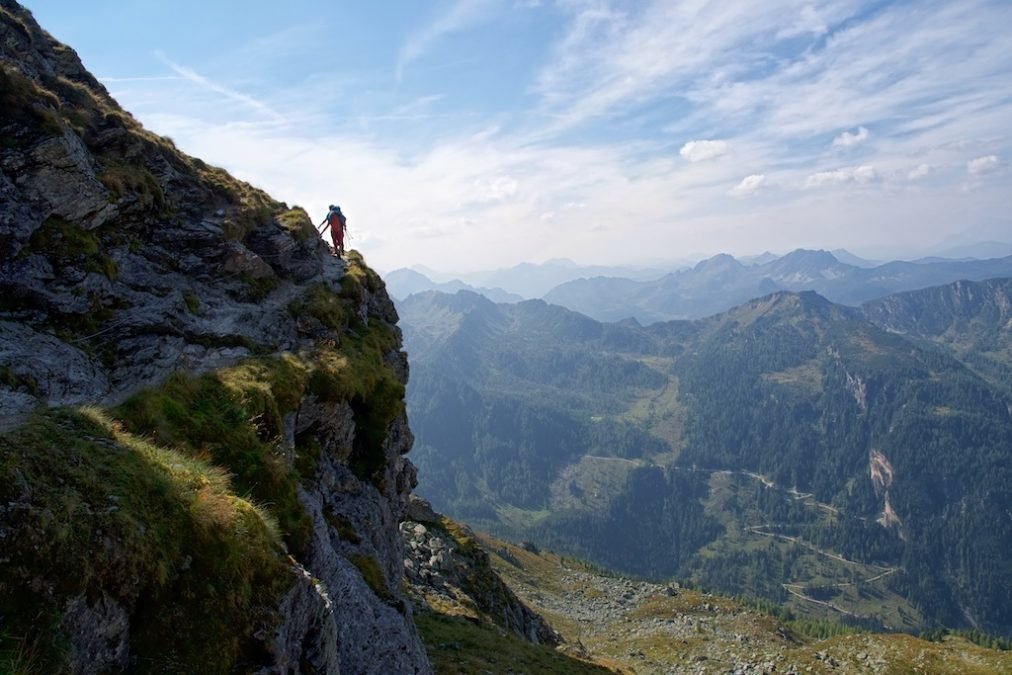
863, 277, 1012, 392
400, 283, 1012, 637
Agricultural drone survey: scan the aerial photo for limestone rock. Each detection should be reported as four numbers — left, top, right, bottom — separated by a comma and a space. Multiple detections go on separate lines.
259, 564, 340, 675
406, 495, 439, 523
402, 514, 562, 647
60, 593, 130, 675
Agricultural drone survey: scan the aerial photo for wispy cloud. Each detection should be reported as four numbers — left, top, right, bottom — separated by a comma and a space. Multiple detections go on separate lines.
98, 75, 188, 83
730, 174, 767, 197
107, 0, 1012, 270
396, 0, 498, 83
156, 53, 286, 124
392, 94, 445, 117
806, 165, 877, 188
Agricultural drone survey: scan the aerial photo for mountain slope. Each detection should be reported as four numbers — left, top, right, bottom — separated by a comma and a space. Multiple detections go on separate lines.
0, 4, 430, 672
401, 285, 1012, 637
863, 277, 1012, 391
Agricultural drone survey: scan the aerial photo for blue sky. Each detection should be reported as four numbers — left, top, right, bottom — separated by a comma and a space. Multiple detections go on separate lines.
23, 0, 1012, 272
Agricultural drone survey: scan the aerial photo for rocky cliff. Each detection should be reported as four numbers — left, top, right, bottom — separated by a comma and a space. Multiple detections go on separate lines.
0, 2, 430, 672
400, 496, 561, 647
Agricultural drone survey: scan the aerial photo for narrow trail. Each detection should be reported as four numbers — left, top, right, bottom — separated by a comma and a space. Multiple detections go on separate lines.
673, 465, 868, 521
581, 454, 642, 465
782, 585, 860, 617
744, 524, 901, 618
744, 525, 894, 572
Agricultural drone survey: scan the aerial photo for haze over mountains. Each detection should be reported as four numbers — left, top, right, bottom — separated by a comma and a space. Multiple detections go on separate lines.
399, 277, 1012, 637
388, 248, 1012, 325
386, 257, 673, 303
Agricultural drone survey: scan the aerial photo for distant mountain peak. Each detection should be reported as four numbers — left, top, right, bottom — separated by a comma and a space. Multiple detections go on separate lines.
778, 248, 840, 265
715, 289, 854, 328
694, 253, 745, 271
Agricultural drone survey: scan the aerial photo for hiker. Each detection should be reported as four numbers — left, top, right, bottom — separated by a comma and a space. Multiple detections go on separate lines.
319, 204, 347, 256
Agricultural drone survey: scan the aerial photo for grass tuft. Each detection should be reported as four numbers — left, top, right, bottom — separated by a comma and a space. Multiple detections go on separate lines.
348, 554, 394, 602
114, 363, 313, 555
0, 407, 290, 673
25, 216, 119, 281
98, 156, 165, 210
275, 207, 317, 243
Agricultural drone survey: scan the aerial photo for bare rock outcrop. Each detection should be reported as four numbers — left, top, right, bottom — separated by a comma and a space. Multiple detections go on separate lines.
402, 499, 562, 647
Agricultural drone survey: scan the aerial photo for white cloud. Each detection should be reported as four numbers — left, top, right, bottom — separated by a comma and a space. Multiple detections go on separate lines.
730, 174, 767, 197
908, 163, 933, 180
967, 154, 1000, 175
832, 126, 870, 148
806, 165, 877, 188
680, 140, 729, 162
475, 175, 519, 201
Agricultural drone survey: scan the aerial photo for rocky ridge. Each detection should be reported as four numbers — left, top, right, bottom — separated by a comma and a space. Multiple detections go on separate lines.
400, 496, 560, 647
0, 2, 429, 672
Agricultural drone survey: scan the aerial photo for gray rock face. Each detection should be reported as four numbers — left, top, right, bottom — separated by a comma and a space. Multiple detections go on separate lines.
405, 495, 440, 524
402, 517, 561, 647
287, 282, 430, 674
260, 564, 340, 675
21, 128, 116, 228
60, 593, 131, 675
0, 321, 110, 410
0, 0, 331, 413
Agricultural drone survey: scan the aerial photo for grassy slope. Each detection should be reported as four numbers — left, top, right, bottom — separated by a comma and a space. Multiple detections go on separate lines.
0, 407, 289, 674
416, 614, 614, 675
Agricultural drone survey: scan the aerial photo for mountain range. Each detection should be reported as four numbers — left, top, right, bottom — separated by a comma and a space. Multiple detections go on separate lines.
386, 258, 675, 301
384, 267, 524, 303
543, 249, 1012, 323
400, 278, 1012, 637
389, 250, 1012, 328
